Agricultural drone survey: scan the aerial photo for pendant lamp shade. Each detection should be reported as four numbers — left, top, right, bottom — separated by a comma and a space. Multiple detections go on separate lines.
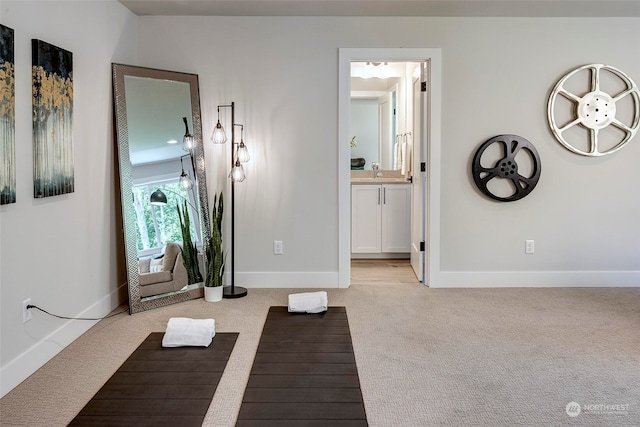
178, 155, 194, 190
179, 170, 194, 190
212, 120, 227, 144
237, 140, 250, 163
182, 116, 194, 151
183, 134, 194, 151
229, 160, 246, 182
150, 189, 168, 206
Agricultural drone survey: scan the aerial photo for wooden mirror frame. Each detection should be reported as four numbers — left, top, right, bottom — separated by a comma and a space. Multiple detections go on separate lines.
112, 63, 210, 314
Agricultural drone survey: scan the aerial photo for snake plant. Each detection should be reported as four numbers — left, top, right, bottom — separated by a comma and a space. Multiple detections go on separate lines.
177, 200, 203, 285
205, 192, 225, 287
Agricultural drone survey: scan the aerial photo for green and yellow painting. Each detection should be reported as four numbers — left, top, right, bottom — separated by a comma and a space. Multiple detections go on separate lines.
32, 39, 74, 198
1, 24, 15, 205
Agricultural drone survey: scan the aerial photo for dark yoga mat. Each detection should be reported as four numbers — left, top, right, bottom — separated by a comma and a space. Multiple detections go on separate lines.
69, 331, 238, 427
236, 306, 368, 426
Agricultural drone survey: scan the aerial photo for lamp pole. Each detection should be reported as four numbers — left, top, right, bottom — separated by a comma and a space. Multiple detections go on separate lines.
219, 102, 247, 298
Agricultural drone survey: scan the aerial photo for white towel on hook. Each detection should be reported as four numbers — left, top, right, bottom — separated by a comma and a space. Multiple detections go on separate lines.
402, 139, 413, 176
401, 142, 408, 175
288, 291, 328, 313
162, 317, 215, 347
394, 137, 403, 170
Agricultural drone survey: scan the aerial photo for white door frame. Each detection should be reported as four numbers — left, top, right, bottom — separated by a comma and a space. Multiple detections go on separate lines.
411, 66, 426, 282
338, 48, 442, 288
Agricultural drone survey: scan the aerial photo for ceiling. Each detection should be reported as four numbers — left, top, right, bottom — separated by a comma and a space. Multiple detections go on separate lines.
125, 75, 194, 166
118, 0, 640, 17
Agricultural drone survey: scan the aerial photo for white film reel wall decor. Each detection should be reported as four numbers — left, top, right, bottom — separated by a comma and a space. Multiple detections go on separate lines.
547, 64, 640, 156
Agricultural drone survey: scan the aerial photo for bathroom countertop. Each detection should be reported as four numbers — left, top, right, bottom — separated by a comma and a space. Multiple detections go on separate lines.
351, 177, 410, 184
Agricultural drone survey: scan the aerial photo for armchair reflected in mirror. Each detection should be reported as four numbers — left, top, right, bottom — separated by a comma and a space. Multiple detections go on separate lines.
112, 64, 210, 314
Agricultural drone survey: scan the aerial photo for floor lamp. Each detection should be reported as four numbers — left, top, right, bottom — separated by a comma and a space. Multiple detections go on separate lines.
212, 102, 249, 298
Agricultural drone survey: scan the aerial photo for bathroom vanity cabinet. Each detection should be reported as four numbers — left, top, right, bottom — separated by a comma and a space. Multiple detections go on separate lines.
351, 183, 411, 254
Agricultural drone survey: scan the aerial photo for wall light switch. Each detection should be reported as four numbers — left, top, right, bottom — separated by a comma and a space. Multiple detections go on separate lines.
525, 240, 535, 254
273, 240, 283, 255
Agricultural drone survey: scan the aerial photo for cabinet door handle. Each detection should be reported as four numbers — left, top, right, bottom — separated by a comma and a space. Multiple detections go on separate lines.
377, 188, 381, 205
383, 187, 386, 204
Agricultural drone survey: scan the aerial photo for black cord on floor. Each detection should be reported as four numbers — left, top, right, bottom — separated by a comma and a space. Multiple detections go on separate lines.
26, 304, 128, 321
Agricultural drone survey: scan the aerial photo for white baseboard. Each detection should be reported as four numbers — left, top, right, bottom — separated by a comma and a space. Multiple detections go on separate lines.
235, 272, 340, 288
350, 253, 410, 259
433, 271, 640, 288
0, 283, 127, 398
235, 270, 640, 289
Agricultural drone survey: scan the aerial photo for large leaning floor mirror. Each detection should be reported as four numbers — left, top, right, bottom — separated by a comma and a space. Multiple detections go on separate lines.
112, 64, 210, 314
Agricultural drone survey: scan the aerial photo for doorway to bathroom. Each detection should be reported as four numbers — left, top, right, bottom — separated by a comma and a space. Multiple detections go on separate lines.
338, 48, 442, 289
350, 259, 419, 285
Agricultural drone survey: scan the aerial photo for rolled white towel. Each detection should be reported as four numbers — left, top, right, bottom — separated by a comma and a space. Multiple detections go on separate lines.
162, 317, 215, 348
288, 291, 328, 313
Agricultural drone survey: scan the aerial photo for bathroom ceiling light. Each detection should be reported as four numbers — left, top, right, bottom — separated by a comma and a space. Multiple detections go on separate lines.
377, 62, 391, 79
362, 62, 374, 79
361, 62, 389, 79
351, 61, 401, 79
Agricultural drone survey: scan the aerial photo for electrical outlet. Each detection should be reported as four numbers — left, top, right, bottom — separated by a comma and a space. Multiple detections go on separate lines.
525, 240, 535, 254
23, 298, 32, 323
273, 240, 283, 255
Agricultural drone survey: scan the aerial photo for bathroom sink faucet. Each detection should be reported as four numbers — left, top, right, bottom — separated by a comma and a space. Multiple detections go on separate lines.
372, 163, 383, 178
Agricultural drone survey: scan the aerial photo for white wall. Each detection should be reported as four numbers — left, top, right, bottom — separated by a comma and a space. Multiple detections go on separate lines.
136, 16, 640, 287
0, 0, 137, 397
138, 17, 346, 287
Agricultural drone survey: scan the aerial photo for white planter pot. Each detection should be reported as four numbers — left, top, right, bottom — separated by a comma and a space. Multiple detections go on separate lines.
204, 286, 223, 302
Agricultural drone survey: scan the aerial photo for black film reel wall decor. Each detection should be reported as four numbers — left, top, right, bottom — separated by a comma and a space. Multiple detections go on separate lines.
472, 134, 541, 202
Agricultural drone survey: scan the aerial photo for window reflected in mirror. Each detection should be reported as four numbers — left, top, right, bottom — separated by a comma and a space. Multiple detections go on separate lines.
133, 181, 200, 254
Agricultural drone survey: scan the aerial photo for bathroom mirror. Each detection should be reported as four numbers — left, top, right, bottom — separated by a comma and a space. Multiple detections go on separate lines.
350, 61, 419, 171
112, 64, 210, 314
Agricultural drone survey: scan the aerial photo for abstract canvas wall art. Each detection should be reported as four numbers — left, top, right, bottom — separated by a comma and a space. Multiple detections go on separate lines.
32, 39, 74, 198
0, 24, 16, 205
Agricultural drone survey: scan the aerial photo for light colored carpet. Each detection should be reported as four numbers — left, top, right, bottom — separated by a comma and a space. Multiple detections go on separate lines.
2, 283, 639, 426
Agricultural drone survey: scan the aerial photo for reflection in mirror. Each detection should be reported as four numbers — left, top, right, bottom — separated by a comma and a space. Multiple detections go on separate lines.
112, 64, 210, 314
350, 61, 420, 172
